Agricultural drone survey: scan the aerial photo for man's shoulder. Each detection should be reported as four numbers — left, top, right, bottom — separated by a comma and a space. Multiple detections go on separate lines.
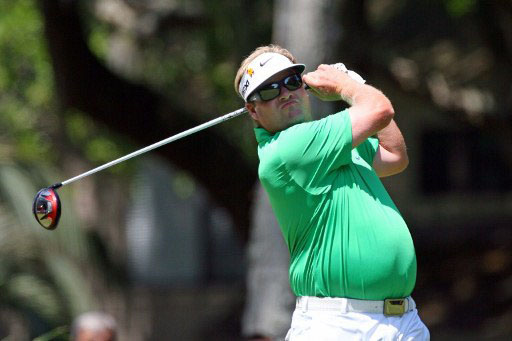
285, 110, 350, 134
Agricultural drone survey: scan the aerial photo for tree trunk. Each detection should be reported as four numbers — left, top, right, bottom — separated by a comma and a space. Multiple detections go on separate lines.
273, 0, 344, 117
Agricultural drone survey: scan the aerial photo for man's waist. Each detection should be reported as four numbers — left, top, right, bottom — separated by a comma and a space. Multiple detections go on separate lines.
296, 296, 416, 316
289, 259, 416, 300
290, 277, 416, 301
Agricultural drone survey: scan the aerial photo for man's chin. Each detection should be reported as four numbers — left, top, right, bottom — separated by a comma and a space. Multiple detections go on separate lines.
285, 116, 306, 130
290, 110, 312, 124
288, 108, 304, 119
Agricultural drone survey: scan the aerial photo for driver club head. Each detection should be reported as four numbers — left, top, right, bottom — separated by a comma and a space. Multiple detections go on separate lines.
32, 186, 61, 230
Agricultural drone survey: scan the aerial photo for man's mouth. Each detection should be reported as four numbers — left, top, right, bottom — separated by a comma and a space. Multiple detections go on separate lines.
281, 100, 297, 110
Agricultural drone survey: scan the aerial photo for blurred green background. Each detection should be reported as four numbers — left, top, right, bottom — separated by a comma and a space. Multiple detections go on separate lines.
1, 0, 511, 339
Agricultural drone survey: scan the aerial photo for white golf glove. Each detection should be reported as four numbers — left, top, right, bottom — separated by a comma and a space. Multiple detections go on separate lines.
331, 63, 366, 84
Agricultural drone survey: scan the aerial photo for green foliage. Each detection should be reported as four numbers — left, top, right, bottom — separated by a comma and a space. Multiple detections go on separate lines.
0, 0, 126, 170
88, 21, 110, 61
65, 110, 131, 174
66, 111, 96, 144
172, 170, 196, 200
0, 0, 55, 163
6, 274, 65, 323
0, 0, 101, 335
85, 136, 122, 165
443, 0, 477, 17
0, 165, 96, 332
33, 326, 69, 341
81, 0, 270, 165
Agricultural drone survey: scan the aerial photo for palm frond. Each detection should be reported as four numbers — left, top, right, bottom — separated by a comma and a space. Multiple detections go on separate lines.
45, 253, 97, 316
5, 273, 64, 323
0, 163, 99, 328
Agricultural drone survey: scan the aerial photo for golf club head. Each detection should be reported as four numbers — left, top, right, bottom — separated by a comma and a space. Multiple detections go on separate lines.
32, 186, 61, 230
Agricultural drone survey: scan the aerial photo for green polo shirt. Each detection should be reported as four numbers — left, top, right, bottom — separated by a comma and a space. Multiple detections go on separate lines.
255, 110, 416, 300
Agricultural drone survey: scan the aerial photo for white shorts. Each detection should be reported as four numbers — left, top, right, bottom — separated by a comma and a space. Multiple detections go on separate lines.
285, 297, 430, 341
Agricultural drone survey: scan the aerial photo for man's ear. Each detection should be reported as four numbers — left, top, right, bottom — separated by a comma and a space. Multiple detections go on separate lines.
245, 102, 258, 121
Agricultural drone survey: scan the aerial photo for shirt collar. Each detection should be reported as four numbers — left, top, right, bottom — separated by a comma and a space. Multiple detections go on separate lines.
254, 127, 274, 144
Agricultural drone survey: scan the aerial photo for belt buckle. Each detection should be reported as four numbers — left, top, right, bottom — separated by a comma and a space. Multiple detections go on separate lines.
384, 298, 406, 316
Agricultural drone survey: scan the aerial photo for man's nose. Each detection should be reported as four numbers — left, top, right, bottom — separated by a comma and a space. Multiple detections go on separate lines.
279, 86, 292, 100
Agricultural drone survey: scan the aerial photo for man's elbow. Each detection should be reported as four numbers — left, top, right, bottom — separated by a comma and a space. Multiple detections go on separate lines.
398, 153, 409, 173
383, 151, 409, 177
374, 98, 395, 129
394, 151, 409, 174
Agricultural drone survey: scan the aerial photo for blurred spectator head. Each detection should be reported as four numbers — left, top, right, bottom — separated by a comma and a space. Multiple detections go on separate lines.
71, 311, 117, 341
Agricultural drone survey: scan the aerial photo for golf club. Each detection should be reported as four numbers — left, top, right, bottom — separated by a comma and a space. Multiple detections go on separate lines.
32, 107, 248, 230
32, 63, 365, 230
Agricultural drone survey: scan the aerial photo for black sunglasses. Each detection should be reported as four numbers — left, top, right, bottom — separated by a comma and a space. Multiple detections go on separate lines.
248, 74, 303, 102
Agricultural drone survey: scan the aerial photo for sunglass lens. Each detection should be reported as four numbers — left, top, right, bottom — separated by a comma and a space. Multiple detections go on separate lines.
284, 75, 302, 90
254, 74, 303, 101
259, 87, 281, 101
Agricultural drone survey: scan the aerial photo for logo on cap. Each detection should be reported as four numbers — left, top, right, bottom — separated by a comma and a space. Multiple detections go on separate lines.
241, 79, 250, 97
259, 56, 273, 67
247, 68, 254, 77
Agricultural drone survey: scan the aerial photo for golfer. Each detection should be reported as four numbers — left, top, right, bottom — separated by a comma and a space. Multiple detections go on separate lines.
235, 45, 429, 340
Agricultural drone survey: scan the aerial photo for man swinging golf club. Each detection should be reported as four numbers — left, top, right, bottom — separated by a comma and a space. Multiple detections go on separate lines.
235, 45, 429, 340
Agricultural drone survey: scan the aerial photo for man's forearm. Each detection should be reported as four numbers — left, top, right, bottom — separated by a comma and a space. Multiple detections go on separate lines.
376, 119, 406, 155
372, 118, 409, 177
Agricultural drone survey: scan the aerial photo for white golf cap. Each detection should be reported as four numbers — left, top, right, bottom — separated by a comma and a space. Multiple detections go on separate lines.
238, 52, 305, 101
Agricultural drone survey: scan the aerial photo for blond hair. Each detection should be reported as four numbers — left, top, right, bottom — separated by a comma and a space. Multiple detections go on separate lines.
234, 44, 297, 96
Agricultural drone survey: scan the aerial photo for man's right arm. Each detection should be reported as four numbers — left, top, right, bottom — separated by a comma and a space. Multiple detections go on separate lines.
302, 64, 394, 148
303, 65, 410, 177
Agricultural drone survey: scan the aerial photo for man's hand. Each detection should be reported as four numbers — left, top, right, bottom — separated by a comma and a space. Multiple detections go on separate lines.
305, 64, 395, 149
303, 64, 365, 102
303, 64, 350, 101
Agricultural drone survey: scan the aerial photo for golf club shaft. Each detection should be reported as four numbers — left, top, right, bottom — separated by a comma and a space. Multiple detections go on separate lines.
55, 107, 248, 188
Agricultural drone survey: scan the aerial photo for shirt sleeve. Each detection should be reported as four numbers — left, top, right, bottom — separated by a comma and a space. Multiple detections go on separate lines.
277, 110, 353, 190
355, 137, 379, 166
